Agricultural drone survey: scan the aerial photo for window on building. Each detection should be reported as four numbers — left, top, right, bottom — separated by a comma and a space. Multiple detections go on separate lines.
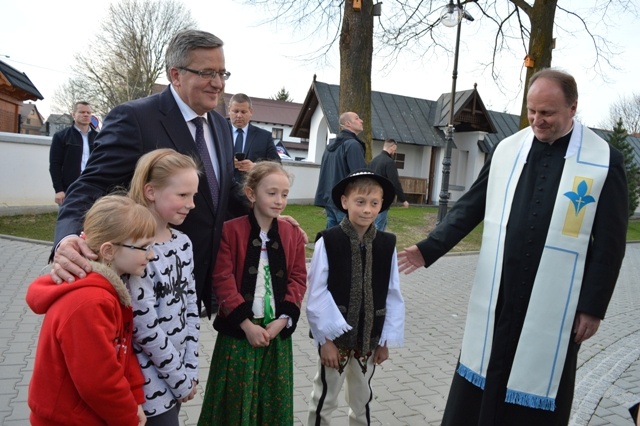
394, 153, 405, 170
272, 128, 283, 139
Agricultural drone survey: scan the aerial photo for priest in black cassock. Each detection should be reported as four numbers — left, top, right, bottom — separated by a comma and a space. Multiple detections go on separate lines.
398, 68, 628, 426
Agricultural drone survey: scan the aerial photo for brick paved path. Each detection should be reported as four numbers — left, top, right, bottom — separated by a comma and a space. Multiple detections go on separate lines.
1, 237, 638, 425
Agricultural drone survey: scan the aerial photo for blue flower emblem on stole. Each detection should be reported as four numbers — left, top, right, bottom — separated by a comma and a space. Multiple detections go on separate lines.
564, 180, 596, 216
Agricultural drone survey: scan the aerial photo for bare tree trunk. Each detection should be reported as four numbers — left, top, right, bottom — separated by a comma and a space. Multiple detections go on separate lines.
339, 0, 374, 161
518, 0, 558, 129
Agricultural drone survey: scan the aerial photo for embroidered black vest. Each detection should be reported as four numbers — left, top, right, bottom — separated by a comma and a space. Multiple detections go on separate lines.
319, 226, 396, 353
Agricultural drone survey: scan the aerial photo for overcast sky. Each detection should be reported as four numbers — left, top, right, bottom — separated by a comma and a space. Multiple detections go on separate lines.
2, 0, 638, 129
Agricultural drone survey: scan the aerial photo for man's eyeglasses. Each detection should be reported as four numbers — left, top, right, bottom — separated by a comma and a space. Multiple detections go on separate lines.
114, 243, 154, 253
178, 67, 231, 81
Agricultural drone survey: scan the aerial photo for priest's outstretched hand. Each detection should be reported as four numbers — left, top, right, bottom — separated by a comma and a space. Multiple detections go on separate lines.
397, 245, 425, 274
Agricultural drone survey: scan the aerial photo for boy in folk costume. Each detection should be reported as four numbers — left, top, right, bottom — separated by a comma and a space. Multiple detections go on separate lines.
398, 68, 628, 425
307, 169, 405, 425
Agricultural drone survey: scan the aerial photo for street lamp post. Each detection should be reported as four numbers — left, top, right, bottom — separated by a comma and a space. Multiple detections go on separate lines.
436, 0, 473, 224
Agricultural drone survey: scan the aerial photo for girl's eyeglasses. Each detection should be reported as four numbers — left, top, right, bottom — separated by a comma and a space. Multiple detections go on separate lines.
113, 243, 154, 253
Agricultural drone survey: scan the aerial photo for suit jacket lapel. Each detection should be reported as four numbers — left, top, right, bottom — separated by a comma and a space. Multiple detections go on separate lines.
244, 124, 254, 155
157, 88, 216, 213
208, 111, 233, 210
158, 88, 196, 153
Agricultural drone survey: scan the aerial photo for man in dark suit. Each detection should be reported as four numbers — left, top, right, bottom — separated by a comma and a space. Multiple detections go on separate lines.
50, 30, 245, 317
228, 93, 280, 181
48, 101, 98, 206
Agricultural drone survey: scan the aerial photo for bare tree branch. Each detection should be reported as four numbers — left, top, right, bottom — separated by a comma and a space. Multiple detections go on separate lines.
54, 0, 196, 116
600, 93, 640, 135
239, 0, 638, 127
240, 0, 636, 82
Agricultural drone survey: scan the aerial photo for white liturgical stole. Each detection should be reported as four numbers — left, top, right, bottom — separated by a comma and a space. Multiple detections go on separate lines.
457, 122, 610, 411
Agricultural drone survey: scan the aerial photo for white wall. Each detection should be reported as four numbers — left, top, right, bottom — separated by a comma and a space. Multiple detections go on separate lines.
430, 130, 489, 204
251, 121, 304, 144
251, 121, 309, 160
0, 132, 57, 214
5, 131, 639, 215
397, 143, 431, 179
282, 160, 320, 204
308, 109, 329, 163
0, 132, 319, 215
448, 132, 487, 202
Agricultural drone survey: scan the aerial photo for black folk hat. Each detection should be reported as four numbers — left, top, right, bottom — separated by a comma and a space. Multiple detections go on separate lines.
331, 168, 396, 214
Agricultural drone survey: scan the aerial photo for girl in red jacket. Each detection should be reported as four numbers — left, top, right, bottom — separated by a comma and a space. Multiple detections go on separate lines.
198, 161, 307, 426
26, 195, 156, 426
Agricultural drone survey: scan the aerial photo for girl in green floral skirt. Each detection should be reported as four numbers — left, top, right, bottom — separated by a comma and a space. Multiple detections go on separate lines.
198, 161, 307, 426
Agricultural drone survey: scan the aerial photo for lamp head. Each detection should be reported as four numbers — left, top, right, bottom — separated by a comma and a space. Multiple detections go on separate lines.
440, 1, 462, 27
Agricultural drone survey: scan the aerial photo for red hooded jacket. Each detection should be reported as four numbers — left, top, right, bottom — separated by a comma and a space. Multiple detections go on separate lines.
26, 262, 145, 426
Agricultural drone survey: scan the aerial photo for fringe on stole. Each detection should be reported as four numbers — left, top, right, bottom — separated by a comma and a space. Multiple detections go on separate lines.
457, 363, 557, 411
505, 389, 556, 411
456, 363, 486, 390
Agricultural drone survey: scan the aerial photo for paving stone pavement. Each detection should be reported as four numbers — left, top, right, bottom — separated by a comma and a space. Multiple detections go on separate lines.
1, 236, 639, 425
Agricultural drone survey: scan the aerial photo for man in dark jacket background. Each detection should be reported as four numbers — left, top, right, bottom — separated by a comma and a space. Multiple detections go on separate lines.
48, 101, 97, 206
314, 111, 367, 228
369, 138, 409, 230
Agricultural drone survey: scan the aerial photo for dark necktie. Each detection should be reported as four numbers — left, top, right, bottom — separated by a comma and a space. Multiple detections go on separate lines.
191, 117, 220, 210
234, 128, 244, 153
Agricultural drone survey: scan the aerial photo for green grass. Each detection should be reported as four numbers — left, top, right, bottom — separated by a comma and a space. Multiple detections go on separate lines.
1, 206, 639, 253
627, 220, 640, 241
286, 204, 450, 251
0, 211, 58, 242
